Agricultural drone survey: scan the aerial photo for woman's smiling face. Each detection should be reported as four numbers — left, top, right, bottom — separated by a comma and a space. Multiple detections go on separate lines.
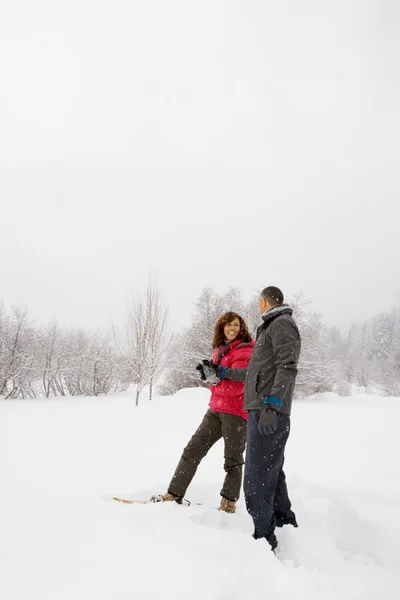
223, 318, 240, 342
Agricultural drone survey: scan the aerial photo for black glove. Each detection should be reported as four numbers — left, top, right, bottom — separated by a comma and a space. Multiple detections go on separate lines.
195, 360, 220, 385
202, 360, 220, 385
195, 363, 206, 380
257, 407, 278, 435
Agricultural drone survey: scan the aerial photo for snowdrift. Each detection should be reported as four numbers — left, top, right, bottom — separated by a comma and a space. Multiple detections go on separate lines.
1, 389, 399, 599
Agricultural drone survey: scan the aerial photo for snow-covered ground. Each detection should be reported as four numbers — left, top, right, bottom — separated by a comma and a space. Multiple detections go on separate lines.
1, 389, 399, 600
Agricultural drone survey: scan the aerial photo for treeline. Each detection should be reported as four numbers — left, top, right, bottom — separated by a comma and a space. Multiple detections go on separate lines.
0, 307, 119, 399
1, 284, 399, 401
0, 276, 171, 403
159, 287, 400, 398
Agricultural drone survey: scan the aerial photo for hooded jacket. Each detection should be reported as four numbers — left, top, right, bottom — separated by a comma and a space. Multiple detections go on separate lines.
244, 305, 301, 414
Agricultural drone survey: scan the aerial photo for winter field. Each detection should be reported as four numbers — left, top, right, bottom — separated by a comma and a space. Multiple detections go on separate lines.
1, 389, 399, 600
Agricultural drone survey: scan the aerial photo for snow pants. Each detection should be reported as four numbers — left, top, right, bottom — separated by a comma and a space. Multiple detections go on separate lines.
244, 409, 296, 550
168, 410, 247, 502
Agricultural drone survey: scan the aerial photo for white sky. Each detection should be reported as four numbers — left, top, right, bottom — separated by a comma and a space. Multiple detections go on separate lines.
1, 0, 399, 331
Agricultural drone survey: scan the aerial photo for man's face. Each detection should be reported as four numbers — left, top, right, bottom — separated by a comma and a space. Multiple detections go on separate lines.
258, 296, 269, 314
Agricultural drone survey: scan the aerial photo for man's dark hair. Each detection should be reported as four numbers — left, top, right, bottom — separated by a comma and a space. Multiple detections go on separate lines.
260, 286, 284, 307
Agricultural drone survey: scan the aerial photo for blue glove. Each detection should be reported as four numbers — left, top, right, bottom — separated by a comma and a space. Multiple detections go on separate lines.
218, 366, 227, 380
263, 396, 282, 409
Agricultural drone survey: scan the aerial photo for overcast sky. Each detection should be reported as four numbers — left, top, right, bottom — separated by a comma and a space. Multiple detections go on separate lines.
1, 0, 399, 332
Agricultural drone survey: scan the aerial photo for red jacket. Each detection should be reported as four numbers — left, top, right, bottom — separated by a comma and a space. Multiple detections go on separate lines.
208, 338, 255, 420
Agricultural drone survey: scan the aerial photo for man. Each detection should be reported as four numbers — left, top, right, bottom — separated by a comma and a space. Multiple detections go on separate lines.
216, 286, 301, 551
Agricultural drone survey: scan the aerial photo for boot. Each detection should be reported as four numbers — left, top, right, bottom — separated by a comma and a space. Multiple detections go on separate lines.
219, 496, 236, 513
150, 492, 183, 504
275, 514, 298, 528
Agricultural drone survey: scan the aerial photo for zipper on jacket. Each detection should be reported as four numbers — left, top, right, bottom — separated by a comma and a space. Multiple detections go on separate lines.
255, 371, 260, 392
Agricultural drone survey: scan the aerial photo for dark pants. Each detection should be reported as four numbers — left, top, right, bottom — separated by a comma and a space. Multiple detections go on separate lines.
168, 410, 247, 502
244, 410, 296, 550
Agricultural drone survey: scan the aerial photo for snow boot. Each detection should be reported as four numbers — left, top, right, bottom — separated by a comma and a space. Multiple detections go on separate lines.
252, 530, 278, 552
219, 497, 236, 513
150, 492, 183, 505
275, 515, 298, 528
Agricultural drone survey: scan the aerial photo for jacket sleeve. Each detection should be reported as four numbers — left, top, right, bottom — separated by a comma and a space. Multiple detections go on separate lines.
269, 320, 301, 404
222, 367, 247, 382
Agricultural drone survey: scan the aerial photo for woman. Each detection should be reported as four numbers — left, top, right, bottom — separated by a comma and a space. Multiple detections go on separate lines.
153, 312, 254, 513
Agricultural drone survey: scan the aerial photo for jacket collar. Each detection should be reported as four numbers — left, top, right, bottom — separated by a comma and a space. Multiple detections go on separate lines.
260, 304, 293, 328
236, 339, 255, 349
221, 338, 244, 353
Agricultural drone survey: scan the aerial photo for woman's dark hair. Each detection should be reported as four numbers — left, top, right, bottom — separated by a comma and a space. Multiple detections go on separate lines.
212, 311, 252, 349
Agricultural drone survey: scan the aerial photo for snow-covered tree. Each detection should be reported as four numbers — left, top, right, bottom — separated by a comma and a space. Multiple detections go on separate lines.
290, 293, 336, 396
159, 287, 232, 395
114, 274, 171, 405
145, 275, 172, 401
0, 307, 38, 399
38, 322, 65, 398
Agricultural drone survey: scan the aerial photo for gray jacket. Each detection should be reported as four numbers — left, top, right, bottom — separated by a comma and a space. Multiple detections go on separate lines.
223, 305, 301, 415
